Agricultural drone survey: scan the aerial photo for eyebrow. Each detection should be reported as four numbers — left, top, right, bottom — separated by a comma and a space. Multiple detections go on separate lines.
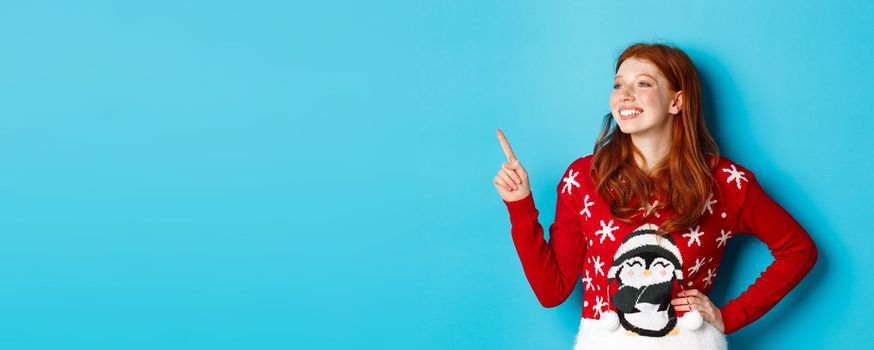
614, 73, 657, 80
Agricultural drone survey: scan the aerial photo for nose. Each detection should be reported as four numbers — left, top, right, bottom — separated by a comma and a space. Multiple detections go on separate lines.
643, 270, 652, 277
619, 86, 634, 101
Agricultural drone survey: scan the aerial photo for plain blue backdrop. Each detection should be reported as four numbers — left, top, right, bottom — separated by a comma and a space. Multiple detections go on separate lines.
0, 0, 871, 349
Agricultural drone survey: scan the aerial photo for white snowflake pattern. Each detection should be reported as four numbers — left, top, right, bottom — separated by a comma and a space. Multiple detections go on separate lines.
592, 295, 608, 318
594, 219, 619, 244
579, 194, 595, 220
722, 164, 749, 190
590, 256, 606, 276
687, 258, 706, 276
716, 229, 732, 248
561, 169, 581, 195
582, 269, 595, 291
639, 199, 660, 218
682, 225, 705, 247
703, 268, 717, 287
702, 192, 717, 215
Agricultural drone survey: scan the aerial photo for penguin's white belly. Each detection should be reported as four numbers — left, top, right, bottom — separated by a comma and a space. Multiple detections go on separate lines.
625, 302, 669, 330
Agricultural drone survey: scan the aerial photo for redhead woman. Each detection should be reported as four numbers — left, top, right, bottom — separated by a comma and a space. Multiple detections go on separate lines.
493, 42, 817, 349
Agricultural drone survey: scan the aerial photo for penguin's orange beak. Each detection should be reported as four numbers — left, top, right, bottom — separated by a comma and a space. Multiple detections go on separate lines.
643, 270, 652, 277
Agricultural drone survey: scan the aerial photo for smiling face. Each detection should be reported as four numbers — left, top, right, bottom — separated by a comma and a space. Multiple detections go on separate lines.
618, 254, 677, 288
610, 57, 683, 138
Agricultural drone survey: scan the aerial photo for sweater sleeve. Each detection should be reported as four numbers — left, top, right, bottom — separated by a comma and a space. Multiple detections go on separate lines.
502, 166, 587, 308
718, 172, 818, 334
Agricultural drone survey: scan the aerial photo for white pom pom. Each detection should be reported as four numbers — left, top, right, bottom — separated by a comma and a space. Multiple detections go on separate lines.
678, 310, 703, 330
599, 310, 620, 331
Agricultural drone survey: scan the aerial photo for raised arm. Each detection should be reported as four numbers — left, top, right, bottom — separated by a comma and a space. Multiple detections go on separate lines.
719, 172, 818, 334
502, 163, 587, 308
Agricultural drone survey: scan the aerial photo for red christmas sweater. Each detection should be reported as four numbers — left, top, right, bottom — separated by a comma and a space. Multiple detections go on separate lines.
502, 154, 817, 335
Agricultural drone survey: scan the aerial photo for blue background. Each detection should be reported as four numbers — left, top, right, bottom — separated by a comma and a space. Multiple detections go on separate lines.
0, 1, 870, 349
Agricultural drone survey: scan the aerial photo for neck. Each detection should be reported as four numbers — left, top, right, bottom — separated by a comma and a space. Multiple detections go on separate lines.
631, 133, 672, 175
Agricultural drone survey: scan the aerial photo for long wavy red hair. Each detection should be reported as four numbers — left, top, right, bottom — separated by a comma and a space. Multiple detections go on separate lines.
591, 42, 720, 235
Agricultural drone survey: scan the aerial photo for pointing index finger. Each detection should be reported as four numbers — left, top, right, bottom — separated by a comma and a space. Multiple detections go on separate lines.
496, 129, 517, 161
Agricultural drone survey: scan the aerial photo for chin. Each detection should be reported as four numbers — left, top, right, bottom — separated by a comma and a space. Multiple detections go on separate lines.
615, 123, 639, 135
616, 119, 661, 137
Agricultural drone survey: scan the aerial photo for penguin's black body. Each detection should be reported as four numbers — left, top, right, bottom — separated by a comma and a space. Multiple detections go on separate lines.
610, 251, 679, 337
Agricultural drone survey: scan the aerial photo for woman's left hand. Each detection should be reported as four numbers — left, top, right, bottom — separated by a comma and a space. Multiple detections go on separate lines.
671, 289, 725, 333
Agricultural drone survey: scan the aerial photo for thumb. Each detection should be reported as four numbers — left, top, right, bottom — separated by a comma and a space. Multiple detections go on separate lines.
504, 159, 527, 175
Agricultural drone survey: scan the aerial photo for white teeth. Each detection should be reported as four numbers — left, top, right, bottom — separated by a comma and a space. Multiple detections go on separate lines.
620, 109, 642, 117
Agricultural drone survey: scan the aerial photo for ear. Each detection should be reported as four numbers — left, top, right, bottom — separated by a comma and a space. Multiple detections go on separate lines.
669, 91, 683, 115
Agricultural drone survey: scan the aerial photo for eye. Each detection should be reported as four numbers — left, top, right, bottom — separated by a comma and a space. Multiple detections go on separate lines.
638, 81, 652, 87
627, 260, 643, 267
653, 261, 670, 268
613, 83, 621, 89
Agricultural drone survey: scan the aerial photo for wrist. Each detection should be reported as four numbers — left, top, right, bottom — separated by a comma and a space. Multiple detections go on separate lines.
503, 191, 536, 225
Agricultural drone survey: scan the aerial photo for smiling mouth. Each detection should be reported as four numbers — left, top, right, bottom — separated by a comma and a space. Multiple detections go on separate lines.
619, 108, 643, 120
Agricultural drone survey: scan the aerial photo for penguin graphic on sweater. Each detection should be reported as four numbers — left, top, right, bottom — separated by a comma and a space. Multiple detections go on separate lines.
605, 224, 685, 337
